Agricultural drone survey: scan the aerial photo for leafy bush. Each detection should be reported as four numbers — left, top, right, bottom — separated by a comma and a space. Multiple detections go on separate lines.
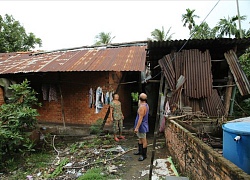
0, 79, 41, 167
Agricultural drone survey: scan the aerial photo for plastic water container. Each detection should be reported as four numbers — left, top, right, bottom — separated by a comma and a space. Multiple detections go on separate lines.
222, 122, 250, 174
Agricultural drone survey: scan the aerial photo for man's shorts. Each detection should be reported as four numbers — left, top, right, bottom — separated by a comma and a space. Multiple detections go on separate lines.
137, 132, 146, 139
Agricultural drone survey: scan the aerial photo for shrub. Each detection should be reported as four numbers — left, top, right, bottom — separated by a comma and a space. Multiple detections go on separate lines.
0, 79, 41, 168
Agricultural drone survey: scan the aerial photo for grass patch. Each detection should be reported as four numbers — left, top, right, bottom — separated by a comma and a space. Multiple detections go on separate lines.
78, 167, 117, 180
4, 150, 53, 179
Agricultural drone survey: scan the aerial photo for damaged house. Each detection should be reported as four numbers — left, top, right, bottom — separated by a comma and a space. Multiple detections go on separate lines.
0, 44, 147, 126
147, 38, 250, 118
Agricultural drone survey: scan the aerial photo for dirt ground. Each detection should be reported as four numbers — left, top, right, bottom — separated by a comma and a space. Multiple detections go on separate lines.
0, 123, 177, 180
116, 133, 171, 179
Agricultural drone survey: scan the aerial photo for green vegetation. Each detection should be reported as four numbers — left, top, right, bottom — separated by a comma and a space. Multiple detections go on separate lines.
149, 26, 174, 41
90, 118, 103, 135
48, 158, 69, 179
4, 151, 53, 179
131, 92, 139, 102
0, 14, 42, 52
78, 167, 116, 180
0, 79, 41, 168
94, 32, 115, 45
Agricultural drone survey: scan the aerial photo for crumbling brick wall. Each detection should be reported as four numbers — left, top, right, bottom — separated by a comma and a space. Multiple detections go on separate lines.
165, 120, 250, 180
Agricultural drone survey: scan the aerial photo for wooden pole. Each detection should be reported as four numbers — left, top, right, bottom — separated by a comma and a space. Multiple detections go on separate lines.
149, 71, 164, 180
224, 71, 233, 117
58, 73, 66, 128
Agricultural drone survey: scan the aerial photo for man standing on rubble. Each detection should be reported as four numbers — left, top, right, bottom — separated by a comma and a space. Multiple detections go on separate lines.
134, 93, 149, 161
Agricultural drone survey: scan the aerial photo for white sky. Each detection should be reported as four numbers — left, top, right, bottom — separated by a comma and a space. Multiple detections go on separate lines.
0, 0, 250, 51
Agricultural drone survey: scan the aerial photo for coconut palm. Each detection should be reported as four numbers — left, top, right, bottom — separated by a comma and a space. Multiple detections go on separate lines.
149, 26, 174, 41
191, 22, 217, 39
216, 15, 246, 38
94, 32, 115, 45
182, 8, 200, 32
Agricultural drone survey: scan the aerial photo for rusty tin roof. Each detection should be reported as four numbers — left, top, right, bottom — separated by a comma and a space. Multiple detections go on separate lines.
0, 45, 147, 74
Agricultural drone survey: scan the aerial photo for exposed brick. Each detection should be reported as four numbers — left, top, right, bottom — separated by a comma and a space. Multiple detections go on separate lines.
165, 120, 250, 180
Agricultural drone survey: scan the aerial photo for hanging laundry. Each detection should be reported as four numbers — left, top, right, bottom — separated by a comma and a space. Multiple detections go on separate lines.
101, 91, 104, 104
89, 88, 93, 108
165, 101, 171, 116
95, 87, 103, 113
159, 101, 170, 132
105, 91, 109, 105
49, 84, 58, 102
109, 91, 113, 103
42, 84, 49, 101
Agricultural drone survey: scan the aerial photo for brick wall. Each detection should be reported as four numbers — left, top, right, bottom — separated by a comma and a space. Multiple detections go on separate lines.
35, 71, 131, 125
165, 120, 250, 180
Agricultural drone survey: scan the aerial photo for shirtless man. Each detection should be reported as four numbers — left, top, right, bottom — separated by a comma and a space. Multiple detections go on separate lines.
134, 93, 149, 161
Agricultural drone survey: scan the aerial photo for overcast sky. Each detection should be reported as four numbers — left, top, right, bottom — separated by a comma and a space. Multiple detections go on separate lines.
0, 0, 250, 51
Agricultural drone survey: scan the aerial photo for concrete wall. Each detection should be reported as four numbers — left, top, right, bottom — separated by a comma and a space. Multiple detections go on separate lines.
165, 120, 250, 180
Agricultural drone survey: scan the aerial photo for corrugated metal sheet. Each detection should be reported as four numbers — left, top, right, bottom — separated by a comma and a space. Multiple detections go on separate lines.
201, 89, 225, 116
158, 55, 175, 90
159, 49, 213, 98
183, 49, 213, 98
224, 50, 250, 96
0, 46, 146, 74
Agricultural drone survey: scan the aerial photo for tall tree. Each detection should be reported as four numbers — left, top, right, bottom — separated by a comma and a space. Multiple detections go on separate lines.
94, 32, 115, 45
191, 22, 217, 39
182, 8, 199, 33
149, 26, 174, 41
215, 15, 246, 38
0, 14, 42, 53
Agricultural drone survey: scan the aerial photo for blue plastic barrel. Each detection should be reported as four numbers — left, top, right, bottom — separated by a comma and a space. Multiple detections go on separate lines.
222, 122, 250, 174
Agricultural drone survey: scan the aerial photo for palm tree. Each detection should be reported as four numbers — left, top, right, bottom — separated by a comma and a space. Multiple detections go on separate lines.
94, 32, 115, 45
216, 15, 246, 38
182, 8, 200, 33
191, 22, 216, 39
149, 26, 174, 41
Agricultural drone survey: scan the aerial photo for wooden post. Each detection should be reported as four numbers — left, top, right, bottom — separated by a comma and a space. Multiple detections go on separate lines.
224, 71, 234, 117
58, 73, 66, 128
149, 71, 164, 180
229, 86, 237, 116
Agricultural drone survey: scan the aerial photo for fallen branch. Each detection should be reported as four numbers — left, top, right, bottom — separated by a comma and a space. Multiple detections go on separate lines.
52, 135, 62, 165
63, 143, 163, 169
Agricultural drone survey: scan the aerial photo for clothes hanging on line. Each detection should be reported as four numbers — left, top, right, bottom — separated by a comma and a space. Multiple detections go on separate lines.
42, 84, 49, 101
89, 88, 93, 108
109, 91, 113, 103
42, 84, 58, 102
49, 84, 58, 102
105, 92, 110, 105
95, 87, 103, 113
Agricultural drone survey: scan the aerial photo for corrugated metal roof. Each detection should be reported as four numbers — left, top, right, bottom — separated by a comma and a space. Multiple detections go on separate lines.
224, 50, 250, 96
201, 89, 225, 116
148, 37, 250, 61
159, 49, 213, 98
0, 46, 146, 74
